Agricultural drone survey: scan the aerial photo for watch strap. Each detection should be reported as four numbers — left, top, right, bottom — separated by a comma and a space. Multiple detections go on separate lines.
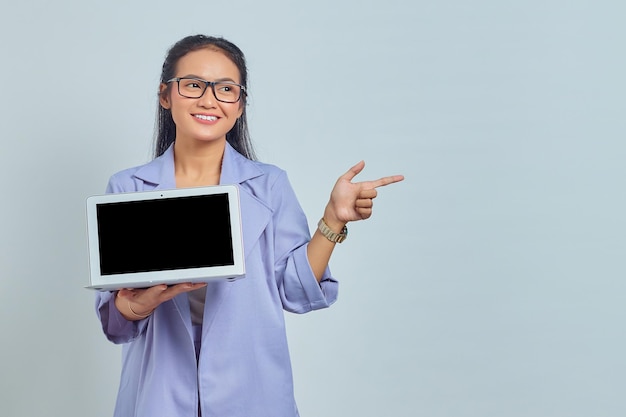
317, 218, 348, 243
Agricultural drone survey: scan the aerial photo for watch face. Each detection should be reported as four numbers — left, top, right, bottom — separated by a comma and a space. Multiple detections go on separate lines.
335, 227, 347, 243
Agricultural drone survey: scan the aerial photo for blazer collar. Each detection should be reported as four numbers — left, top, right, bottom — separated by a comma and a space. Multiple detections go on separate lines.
132, 142, 263, 189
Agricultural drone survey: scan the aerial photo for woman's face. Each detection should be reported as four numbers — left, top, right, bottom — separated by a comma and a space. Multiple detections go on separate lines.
160, 48, 244, 146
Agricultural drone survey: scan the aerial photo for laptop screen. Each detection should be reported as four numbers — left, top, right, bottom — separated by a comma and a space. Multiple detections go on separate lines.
96, 193, 234, 275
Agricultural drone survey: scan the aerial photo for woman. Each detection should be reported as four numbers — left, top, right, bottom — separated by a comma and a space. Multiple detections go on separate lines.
95, 34, 403, 417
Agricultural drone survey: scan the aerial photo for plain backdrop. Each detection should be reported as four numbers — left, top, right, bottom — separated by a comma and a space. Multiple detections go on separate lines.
1, 1, 625, 416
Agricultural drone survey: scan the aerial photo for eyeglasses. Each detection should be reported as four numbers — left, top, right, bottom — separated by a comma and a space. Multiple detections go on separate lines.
166, 77, 246, 103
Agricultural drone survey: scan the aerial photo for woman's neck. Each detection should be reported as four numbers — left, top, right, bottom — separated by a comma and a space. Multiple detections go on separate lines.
173, 139, 225, 188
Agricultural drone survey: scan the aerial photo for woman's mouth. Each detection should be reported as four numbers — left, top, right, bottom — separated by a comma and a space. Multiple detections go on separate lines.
194, 114, 218, 121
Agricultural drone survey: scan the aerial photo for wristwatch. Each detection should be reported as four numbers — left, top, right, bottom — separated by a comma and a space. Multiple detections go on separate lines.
317, 218, 348, 243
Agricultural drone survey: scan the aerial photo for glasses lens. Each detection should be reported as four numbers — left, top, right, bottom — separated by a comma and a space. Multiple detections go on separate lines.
214, 82, 242, 103
177, 78, 207, 98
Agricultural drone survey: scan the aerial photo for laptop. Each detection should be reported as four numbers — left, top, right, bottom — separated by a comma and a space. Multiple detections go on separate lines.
85, 185, 245, 291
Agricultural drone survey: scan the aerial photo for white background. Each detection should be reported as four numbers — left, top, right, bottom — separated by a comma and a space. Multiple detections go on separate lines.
1, 1, 625, 416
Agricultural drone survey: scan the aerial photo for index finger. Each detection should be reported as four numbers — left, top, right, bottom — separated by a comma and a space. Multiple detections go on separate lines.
363, 174, 405, 189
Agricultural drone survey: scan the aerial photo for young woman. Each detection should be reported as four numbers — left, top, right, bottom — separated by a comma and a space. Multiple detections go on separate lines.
95, 34, 403, 417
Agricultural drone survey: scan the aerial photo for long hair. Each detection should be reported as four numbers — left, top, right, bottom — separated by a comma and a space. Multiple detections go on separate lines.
153, 35, 256, 160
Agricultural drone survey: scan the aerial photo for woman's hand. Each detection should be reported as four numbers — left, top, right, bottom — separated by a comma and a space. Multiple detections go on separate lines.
307, 161, 403, 280
115, 283, 207, 321
324, 160, 404, 227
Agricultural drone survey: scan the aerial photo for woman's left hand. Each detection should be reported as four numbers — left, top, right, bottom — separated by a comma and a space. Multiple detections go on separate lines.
324, 160, 404, 226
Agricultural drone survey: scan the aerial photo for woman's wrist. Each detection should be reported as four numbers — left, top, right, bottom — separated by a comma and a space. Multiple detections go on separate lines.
322, 207, 346, 232
115, 292, 154, 321
126, 300, 154, 320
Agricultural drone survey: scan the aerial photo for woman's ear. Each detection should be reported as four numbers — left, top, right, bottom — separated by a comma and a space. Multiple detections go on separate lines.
159, 83, 171, 109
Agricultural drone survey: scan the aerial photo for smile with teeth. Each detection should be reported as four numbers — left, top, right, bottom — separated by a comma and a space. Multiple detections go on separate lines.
194, 114, 218, 121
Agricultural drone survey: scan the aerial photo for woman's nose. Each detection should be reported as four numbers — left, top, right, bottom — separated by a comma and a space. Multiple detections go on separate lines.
198, 85, 217, 106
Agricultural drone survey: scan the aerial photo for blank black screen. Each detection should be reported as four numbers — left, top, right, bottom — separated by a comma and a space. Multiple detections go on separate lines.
96, 193, 234, 275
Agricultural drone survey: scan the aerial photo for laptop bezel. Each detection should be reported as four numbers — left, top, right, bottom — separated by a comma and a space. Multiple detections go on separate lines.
85, 185, 245, 291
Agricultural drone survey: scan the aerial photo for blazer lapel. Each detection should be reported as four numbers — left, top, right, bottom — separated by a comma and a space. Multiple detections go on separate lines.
132, 145, 177, 190
200, 144, 273, 331
219, 143, 273, 260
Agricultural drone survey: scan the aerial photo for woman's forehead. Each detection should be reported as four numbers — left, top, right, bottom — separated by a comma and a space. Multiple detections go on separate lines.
175, 48, 240, 81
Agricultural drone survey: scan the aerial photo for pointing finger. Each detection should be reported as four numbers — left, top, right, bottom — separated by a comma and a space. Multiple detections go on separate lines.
361, 174, 405, 190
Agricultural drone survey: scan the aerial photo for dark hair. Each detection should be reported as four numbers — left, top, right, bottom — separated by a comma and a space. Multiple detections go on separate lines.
153, 35, 256, 160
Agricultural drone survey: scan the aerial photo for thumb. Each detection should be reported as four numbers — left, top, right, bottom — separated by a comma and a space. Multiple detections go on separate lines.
340, 160, 365, 182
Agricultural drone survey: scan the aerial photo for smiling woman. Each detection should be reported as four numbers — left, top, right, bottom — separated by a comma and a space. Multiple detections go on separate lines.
93, 34, 403, 417
153, 36, 255, 160
158, 48, 246, 163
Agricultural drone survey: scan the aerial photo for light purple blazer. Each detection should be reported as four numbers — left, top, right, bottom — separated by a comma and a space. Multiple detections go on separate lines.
95, 143, 338, 417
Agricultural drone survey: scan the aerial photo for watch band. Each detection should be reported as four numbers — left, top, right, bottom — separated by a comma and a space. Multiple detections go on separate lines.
317, 218, 348, 243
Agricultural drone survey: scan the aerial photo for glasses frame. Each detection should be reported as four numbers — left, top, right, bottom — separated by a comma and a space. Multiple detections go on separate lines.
166, 77, 246, 103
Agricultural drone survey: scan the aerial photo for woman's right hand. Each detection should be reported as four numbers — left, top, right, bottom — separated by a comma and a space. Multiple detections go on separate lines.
115, 283, 207, 321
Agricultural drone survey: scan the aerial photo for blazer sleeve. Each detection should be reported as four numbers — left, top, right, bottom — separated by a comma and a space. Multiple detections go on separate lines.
270, 171, 339, 313
94, 174, 150, 344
